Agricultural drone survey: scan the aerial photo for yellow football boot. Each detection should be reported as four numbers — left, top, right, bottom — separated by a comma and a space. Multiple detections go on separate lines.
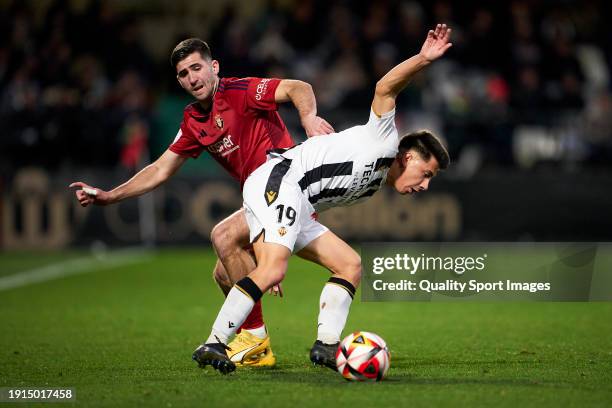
227, 331, 276, 367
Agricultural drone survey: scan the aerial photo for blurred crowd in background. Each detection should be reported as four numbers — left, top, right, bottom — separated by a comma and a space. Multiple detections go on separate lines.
1, 0, 611, 177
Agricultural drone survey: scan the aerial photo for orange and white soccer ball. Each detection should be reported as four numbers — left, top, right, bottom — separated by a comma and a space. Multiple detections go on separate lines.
335, 331, 390, 381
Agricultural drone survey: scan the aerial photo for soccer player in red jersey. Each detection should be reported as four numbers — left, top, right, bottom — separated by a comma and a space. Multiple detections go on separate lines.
70, 39, 334, 367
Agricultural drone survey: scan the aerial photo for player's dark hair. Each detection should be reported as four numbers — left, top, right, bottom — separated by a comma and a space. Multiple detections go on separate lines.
170, 38, 212, 68
399, 130, 450, 169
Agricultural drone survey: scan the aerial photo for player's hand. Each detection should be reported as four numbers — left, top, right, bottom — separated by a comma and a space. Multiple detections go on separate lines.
419, 24, 452, 63
268, 283, 283, 297
69, 182, 112, 207
301, 115, 335, 137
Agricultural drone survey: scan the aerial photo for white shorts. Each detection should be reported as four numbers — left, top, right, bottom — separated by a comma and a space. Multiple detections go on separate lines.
243, 157, 328, 252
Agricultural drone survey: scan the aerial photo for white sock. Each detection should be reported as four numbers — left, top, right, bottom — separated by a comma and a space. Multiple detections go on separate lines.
206, 287, 255, 344
244, 325, 267, 339
317, 283, 353, 344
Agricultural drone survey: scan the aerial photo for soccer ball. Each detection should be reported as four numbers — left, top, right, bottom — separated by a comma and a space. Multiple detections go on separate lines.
335, 331, 390, 381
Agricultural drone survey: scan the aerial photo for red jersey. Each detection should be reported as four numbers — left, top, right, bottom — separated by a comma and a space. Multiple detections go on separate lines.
169, 77, 294, 187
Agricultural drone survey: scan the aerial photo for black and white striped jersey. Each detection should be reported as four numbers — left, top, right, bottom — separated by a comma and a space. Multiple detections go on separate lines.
269, 109, 399, 212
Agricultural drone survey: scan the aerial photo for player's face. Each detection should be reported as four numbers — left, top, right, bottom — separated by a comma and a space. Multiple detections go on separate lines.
391, 151, 439, 195
176, 52, 219, 105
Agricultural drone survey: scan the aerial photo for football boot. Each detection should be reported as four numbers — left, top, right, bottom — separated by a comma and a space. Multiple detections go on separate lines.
192, 338, 235, 375
228, 331, 276, 367
309, 340, 339, 370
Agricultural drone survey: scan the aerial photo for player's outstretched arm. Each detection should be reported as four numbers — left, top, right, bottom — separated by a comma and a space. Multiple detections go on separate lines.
274, 79, 335, 137
372, 23, 452, 116
69, 149, 187, 207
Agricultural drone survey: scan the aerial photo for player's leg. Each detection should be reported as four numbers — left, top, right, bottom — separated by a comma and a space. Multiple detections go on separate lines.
193, 236, 291, 374
296, 230, 362, 370
209, 237, 290, 345
194, 158, 300, 374
210, 209, 274, 367
211, 209, 255, 290
211, 260, 233, 295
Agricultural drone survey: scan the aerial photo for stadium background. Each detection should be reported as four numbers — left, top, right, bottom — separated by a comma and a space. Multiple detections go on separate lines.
2, 0, 612, 249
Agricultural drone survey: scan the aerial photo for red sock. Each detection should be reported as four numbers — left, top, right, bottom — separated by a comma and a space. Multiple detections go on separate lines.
239, 300, 264, 330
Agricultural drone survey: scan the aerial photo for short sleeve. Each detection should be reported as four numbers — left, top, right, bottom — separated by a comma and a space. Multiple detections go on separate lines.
366, 108, 398, 142
245, 78, 281, 111
168, 123, 204, 159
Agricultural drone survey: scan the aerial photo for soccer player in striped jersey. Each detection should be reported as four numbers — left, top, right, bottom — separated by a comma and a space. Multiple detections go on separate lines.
70, 38, 334, 368
194, 24, 452, 374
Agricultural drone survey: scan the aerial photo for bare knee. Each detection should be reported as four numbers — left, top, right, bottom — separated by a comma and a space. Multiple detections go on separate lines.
250, 250, 289, 292
211, 221, 235, 256
258, 260, 287, 289
336, 253, 362, 288
211, 211, 249, 257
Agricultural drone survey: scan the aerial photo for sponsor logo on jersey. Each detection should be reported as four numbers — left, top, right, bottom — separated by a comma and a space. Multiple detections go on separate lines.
214, 114, 224, 129
278, 226, 287, 236
348, 161, 375, 195
207, 135, 239, 157
255, 78, 272, 101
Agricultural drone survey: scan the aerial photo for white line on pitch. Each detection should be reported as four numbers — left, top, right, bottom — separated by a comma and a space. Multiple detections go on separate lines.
0, 248, 153, 292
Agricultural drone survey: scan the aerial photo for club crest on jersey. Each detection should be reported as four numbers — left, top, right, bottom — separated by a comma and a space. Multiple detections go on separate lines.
214, 114, 224, 129
278, 227, 287, 236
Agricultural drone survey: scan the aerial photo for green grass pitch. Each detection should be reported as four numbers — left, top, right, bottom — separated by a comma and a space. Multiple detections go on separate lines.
1, 248, 611, 407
